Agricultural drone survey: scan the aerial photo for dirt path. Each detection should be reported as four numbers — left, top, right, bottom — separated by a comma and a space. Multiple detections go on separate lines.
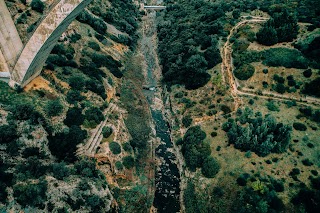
221, 16, 320, 109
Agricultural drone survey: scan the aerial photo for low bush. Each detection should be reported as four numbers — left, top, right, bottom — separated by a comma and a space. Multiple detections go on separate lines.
303, 69, 312, 78
263, 48, 309, 69
88, 41, 101, 51
293, 122, 307, 131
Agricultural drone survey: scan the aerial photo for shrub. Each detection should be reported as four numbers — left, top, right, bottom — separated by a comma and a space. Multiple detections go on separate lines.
45, 99, 63, 117
0, 125, 18, 144
68, 75, 85, 91
122, 156, 134, 169
88, 41, 101, 51
274, 83, 286, 94
262, 68, 268, 74
210, 132, 217, 137
293, 122, 307, 131
31, 0, 45, 13
201, 156, 220, 178
234, 64, 255, 80
109, 142, 121, 155
266, 101, 280, 112
220, 105, 231, 114
302, 159, 313, 166
64, 107, 84, 126
302, 77, 320, 97
84, 107, 104, 126
102, 126, 113, 138
182, 115, 192, 128
303, 69, 312, 78
122, 142, 133, 152
66, 90, 85, 104
237, 174, 249, 186
115, 161, 123, 170
13, 180, 47, 207
48, 125, 87, 162
52, 162, 71, 180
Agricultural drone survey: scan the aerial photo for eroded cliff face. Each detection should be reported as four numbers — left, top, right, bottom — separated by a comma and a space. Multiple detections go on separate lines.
0, 0, 149, 212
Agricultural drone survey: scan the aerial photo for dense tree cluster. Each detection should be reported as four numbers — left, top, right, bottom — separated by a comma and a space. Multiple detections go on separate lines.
178, 126, 220, 177
223, 108, 292, 156
257, 8, 299, 45
157, 0, 226, 89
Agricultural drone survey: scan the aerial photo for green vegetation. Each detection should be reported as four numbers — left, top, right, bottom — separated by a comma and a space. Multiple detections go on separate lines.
234, 64, 255, 80
223, 108, 291, 156
201, 157, 220, 178
263, 48, 308, 69
84, 107, 104, 128
76, 10, 107, 34
122, 156, 134, 169
0, 125, 18, 144
31, 0, 45, 13
182, 115, 192, 128
178, 126, 220, 177
45, 99, 63, 117
293, 122, 307, 131
109, 142, 121, 155
302, 77, 320, 97
102, 126, 113, 138
257, 8, 299, 45
48, 125, 87, 162
158, 0, 225, 89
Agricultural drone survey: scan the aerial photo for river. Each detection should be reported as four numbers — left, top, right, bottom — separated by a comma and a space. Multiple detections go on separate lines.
140, 11, 181, 213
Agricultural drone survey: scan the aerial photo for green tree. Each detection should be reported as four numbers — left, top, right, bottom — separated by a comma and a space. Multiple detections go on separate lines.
122, 156, 134, 169
52, 162, 71, 180
102, 126, 113, 138
109, 142, 121, 155
256, 23, 278, 46
201, 156, 220, 178
182, 115, 193, 128
0, 125, 18, 144
45, 99, 63, 117
31, 0, 45, 13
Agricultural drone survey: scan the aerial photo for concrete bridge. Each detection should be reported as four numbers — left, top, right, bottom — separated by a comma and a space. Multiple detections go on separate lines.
144, 5, 166, 10
0, 0, 92, 88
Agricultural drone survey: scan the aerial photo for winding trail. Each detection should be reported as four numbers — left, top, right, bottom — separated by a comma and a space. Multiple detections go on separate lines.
221, 16, 320, 109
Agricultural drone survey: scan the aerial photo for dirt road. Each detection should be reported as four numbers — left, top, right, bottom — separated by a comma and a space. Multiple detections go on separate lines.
221, 16, 320, 109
